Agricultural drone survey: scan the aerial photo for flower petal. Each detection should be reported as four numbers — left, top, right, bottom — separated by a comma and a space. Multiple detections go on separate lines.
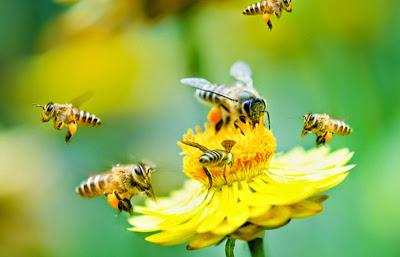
186, 233, 225, 250
289, 195, 328, 218
249, 206, 292, 229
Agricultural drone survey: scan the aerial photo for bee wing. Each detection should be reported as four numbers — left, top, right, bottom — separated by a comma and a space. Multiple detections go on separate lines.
181, 78, 239, 103
230, 61, 253, 88
181, 140, 209, 152
70, 91, 94, 107
221, 140, 236, 153
181, 78, 213, 89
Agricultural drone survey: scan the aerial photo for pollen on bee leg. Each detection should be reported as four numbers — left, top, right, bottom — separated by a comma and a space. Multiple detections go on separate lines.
68, 122, 77, 136
105, 193, 119, 209
262, 13, 271, 26
207, 106, 222, 126
324, 132, 334, 143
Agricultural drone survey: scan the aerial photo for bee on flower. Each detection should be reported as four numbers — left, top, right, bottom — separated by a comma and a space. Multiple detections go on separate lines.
181, 61, 270, 132
129, 61, 355, 254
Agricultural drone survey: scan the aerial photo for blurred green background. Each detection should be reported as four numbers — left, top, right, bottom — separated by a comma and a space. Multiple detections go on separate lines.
0, 0, 399, 257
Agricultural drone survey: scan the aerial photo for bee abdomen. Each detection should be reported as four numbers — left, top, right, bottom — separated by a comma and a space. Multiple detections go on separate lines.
200, 150, 225, 166
76, 174, 112, 198
333, 120, 352, 135
195, 84, 231, 105
73, 109, 102, 126
243, 1, 268, 15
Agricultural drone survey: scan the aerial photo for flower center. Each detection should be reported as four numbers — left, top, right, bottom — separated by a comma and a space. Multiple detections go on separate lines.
179, 116, 276, 188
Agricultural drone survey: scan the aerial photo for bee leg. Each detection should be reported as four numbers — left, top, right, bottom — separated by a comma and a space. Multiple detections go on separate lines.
316, 133, 327, 146
118, 198, 133, 215
54, 118, 63, 130
223, 165, 229, 184
263, 13, 272, 30
202, 167, 213, 190
266, 111, 271, 130
65, 122, 77, 143
215, 120, 224, 133
114, 191, 133, 215
234, 120, 245, 135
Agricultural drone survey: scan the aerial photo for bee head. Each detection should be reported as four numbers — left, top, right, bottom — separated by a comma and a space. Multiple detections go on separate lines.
133, 162, 156, 200
301, 113, 316, 137
282, 0, 292, 12
243, 98, 267, 124
34, 102, 54, 122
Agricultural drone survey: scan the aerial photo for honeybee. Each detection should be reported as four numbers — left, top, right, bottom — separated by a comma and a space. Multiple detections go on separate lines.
181, 61, 270, 132
76, 162, 155, 215
242, 0, 293, 30
34, 92, 102, 143
301, 113, 353, 145
181, 140, 236, 188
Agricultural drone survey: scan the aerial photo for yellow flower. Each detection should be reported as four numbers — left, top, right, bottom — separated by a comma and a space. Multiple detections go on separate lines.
129, 115, 355, 250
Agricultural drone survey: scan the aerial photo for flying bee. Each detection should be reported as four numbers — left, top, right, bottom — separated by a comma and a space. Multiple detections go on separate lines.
242, 0, 293, 30
33, 92, 102, 143
181, 61, 270, 132
181, 139, 236, 188
76, 162, 155, 215
301, 113, 353, 145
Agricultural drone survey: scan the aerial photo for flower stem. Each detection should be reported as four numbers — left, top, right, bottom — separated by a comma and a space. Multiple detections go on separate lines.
248, 238, 266, 257
225, 238, 236, 257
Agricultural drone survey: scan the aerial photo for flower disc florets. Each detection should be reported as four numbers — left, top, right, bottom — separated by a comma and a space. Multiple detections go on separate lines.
179, 118, 276, 188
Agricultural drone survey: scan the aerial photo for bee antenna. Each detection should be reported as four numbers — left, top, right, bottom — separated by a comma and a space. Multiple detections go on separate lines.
32, 103, 43, 108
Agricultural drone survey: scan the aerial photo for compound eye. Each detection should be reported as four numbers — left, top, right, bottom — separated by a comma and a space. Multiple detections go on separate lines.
46, 105, 54, 112
283, 0, 289, 4
134, 166, 143, 176
309, 114, 315, 121
243, 100, 251, 114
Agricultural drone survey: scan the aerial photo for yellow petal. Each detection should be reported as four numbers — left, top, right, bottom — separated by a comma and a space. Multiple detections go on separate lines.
289, 195, 328, 218
249, 206, 292, 229
145, 230, 195, 245
128, 215, 164, 232
231, 224, 264, 241
186, 233, 225, 250
196, 190, 226, 233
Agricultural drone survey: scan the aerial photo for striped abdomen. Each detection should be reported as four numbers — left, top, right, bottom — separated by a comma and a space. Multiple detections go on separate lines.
76, 173, 115, 198
73, 108, 102, 126
199, 150, 227, 167
329, 120, 352, 135
195, 84, 232, 106
243, 1, 270, 15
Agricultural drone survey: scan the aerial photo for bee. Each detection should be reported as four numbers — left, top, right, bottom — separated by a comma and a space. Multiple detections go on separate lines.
33, 92, 102, 143
181, 139, 236, 188
242, 0, 293, 30
181, 61, 270, 132
301, 113, 353, 145
76, 162, 155, 215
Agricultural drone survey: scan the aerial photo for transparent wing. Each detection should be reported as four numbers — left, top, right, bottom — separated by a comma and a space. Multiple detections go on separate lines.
70, 91, 94, 107
221, 140, 236, 153
180, 78, 212, 90
230, 61, 253, 88
181, 78, 239, 102
181, 140, 209, 152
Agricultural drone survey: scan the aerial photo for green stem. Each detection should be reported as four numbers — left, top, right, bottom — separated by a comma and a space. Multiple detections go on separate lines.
225, 238, 236, 257
248, 238, 266, 257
